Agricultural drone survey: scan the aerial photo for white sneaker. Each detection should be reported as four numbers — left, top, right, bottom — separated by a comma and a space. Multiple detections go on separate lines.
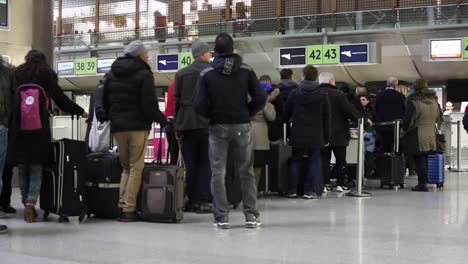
213, 221, 231, 229
323, 187, 330, 193
334, 186, 350, 192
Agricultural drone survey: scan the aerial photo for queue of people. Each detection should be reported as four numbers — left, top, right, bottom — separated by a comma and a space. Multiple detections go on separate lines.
0, 34, 450, 234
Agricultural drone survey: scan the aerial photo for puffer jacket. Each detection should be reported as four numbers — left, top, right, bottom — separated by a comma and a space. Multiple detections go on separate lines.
104, 56, 167, 133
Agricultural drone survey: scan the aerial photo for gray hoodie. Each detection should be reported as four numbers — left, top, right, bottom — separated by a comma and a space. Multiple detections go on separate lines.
0, 58, 15, 127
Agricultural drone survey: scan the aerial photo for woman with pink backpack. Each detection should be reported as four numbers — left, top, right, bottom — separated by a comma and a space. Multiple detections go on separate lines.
7, 50, 88, 223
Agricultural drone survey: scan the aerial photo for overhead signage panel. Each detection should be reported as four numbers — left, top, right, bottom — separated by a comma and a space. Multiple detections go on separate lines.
279, 47, 306, 67
179, 52, 194, 69
57, 61, 75, 76
157, 54, 179, 71
306, 45, 323, 65
430, 39, 462, 59
322, 44, 340, 64
75, 58, 97, 75
97, 58, 115, 74
463, 37, 468, 59
339, 44, 369, 63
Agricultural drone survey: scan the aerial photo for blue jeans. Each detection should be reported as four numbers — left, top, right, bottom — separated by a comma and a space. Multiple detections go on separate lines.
208, 124, 258, 222
289, 147, 322, 195
0, 126, 8, 192
18, 163, 43, 205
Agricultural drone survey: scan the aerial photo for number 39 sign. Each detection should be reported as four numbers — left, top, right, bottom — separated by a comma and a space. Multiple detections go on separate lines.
75, 58, 97, 75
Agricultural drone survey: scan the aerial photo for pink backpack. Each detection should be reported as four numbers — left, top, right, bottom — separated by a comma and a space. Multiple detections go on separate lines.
18, 84, 49, 132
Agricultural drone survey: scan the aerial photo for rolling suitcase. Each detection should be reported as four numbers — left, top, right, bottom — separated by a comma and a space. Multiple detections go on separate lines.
86, 151, 122, 219
139, 133, 184, 223
268, 124, 292, 195
427, 153, 445, 189
375, 120, 405, 189
40, 138, 88, 223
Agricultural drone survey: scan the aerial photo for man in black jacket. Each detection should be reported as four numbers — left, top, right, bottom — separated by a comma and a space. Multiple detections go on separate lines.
0, 56, 14, 233
104, 40, 167, 222
283, 65, 331, 199
193, 33, 266, 229
318, 72, 361, 193
174, 41, 212, 213
375, 77, 406, 152
278, 68, 298, 105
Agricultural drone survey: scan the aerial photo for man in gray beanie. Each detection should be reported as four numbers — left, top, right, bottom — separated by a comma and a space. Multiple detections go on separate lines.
104, 40, 167, 222
174, 41, 212, 213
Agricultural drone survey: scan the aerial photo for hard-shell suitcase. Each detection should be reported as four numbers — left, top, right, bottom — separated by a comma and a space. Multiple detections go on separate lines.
375, 120, 405, 189
376, 153, 406, 189
428, 153, 445, 189
140, 162, 184, 223
40, 139, 88, 223
268, 124, 292, 195
86, 151, 122, 219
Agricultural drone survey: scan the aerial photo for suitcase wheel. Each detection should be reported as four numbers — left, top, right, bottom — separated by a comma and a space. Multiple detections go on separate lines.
78, 214, 86, 223
43, 211, 49, 221
380, 184, 384, 189
400, 184, 405, 189
58, 215, 70, 223
437, 184, 444, 189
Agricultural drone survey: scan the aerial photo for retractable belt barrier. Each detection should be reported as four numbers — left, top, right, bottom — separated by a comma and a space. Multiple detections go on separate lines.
347, 118, 372, 198
448, 120, 466, 172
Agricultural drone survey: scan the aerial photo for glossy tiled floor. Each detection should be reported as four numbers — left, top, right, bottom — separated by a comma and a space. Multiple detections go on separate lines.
1, 172, 468, 264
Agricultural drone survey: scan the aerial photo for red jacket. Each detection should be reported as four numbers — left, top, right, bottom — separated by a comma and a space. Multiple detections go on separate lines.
165, 80, 175, 117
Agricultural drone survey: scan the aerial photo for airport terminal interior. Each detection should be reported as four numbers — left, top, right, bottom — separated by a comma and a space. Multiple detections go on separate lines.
2, 0, 468, 263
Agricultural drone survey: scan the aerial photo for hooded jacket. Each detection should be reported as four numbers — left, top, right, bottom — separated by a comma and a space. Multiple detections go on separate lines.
402, 89, 441, 154
193, 54, 266, 124
0, 60, 15, 127
317, 83, 361, 146
278, 79, 298, 105
284, 80, 331, 149
104, 56, 167, 133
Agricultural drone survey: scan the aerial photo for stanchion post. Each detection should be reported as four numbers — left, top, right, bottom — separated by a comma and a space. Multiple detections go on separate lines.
348, 118, 371, 197
457, 120, 461, 171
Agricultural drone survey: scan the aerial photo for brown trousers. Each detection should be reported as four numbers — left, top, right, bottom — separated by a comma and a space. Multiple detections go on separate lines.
114, 131, 149, 213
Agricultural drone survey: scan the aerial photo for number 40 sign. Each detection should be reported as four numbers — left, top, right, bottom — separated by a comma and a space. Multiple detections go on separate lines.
307, 44, 339, 65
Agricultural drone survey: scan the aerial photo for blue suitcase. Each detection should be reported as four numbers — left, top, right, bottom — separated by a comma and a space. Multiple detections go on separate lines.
427, 153, 445, 189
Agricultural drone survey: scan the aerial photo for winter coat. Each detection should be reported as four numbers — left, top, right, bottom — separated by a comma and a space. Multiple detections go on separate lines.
8, 67, 85, 164
317, 83, 360, 146
174, 58, 210, 131
402, 89, 441, 154
193, 54, 266, 124
360, 103, 375, 123
104, 56, 167, 133
284, 80, 331, 149
0, 60, 15, 127
278, 79, 298, 105
375, 88, 406, 123
251, 88, 278, 150
165, 80, 175, 118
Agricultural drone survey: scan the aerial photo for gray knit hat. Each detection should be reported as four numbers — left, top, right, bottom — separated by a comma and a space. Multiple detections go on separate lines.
124, 40, 147, 57
191, 41, 210, 58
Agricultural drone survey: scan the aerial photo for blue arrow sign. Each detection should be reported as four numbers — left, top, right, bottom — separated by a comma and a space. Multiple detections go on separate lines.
157, 54, 179, 71
340, 44, 369, 63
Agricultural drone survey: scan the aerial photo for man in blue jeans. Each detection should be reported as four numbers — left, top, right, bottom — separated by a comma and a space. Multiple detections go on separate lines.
0, 56, 15, 233
283, 65, 331, 199
193, 33, 266, 229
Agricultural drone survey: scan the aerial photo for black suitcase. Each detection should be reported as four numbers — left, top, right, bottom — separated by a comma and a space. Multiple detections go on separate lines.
268, 124, 292, 195
376, 153, 406, 189
86, 151, 122, 219
224, 142, 243, 208
375, 120, 405, 189
140, 162, 184, 223
40, 139, 88, 222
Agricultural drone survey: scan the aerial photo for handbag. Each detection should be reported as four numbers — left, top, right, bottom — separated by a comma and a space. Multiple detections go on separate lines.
435, 125, 446, 153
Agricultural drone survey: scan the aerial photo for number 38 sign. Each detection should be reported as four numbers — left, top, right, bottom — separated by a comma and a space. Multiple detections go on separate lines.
75, 58, 97, 75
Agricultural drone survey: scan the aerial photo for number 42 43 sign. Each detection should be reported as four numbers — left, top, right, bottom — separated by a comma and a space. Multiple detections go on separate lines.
307, 44, 340, 65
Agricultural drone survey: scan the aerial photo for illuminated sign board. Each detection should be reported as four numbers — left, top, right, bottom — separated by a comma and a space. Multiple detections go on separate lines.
430, 39, 462, 59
